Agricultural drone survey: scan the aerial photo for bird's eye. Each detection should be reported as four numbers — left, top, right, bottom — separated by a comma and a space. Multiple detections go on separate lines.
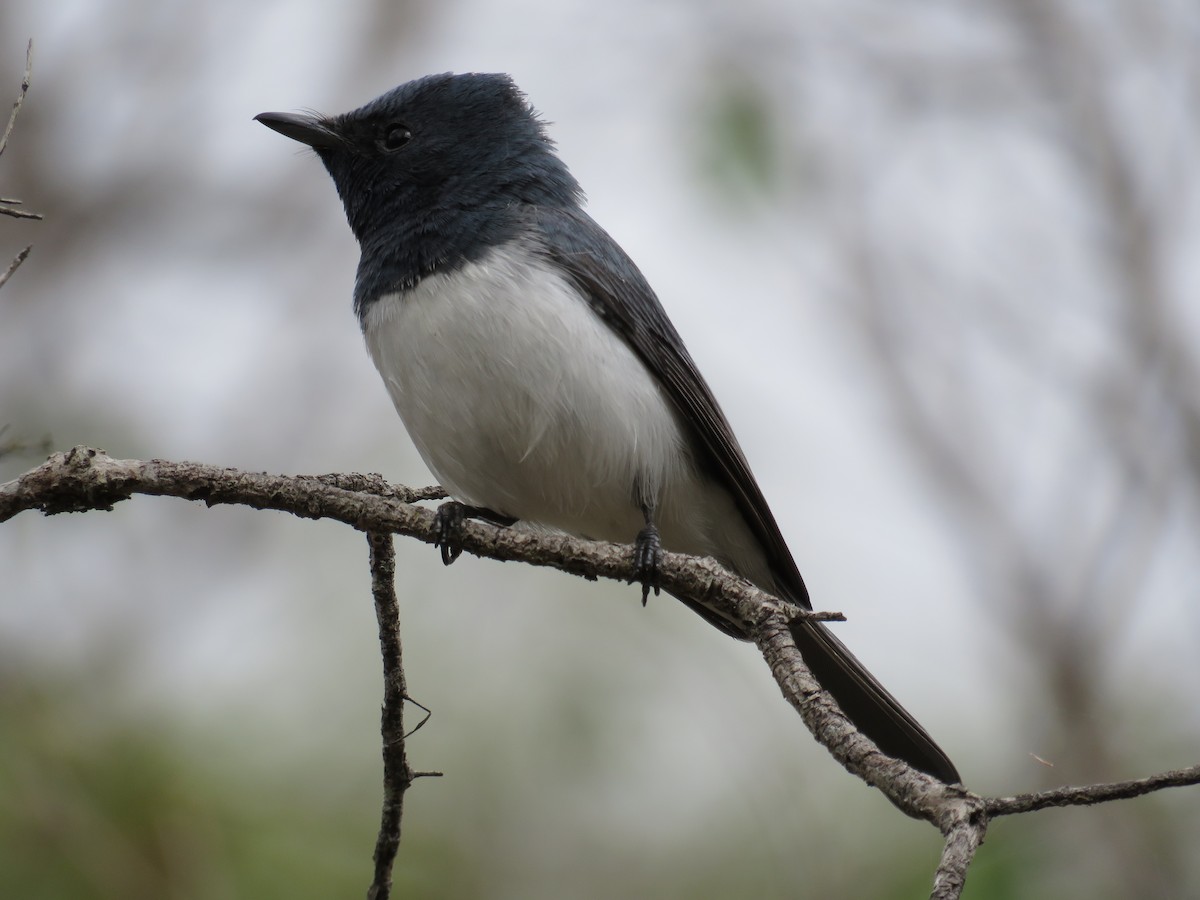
380, 123, 412, 152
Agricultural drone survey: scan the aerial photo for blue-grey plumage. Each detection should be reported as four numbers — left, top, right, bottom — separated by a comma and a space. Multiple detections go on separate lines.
256, 73, 959, 784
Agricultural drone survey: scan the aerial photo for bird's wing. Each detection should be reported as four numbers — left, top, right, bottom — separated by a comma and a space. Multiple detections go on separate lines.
532, 204, 811, 608
532, 205, 960, 784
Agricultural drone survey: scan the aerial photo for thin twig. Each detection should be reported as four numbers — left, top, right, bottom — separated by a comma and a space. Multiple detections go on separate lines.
1, 41, 41, 287
0, 204, 41, 220
984, 764, 1200, 817
0, 244, 31, 290
367, 531, 411, 900
0, 39, 33, 158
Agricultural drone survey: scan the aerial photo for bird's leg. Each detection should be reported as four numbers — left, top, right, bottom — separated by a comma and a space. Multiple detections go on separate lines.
433, 501, 517, 566
631, 499, 663, 605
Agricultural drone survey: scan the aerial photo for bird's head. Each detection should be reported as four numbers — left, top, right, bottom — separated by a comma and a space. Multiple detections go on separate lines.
256, 73, 582, 249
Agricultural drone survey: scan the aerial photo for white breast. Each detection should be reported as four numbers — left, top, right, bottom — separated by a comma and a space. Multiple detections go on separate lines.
360, 240, 689, 542
360, 239, 773, 587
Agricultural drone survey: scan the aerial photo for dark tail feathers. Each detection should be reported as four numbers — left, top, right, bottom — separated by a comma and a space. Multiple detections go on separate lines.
789, 618, 960, 784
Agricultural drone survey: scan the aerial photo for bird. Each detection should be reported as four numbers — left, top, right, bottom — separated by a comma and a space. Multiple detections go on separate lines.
256, 73, 959, 784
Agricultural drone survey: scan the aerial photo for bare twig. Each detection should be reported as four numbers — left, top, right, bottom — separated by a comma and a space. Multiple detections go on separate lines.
0, 243, 31, 289
1, 41, 41, 287
0, 39, 33, 159
985, 765, 1200, 817
0, 204, 41, 220
930, 800, 988, 900
755, 613, 967, 816
0, 448, 838, 635
367, 531, 422, 900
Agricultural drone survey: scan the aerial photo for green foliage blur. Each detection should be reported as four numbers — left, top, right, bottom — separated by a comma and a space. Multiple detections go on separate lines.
0, 663, 1085, 900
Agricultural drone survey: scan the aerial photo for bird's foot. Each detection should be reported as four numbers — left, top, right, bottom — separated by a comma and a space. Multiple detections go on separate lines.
631, 524, 663, 605
432, 502, 517, 566
433, 501, 469, 565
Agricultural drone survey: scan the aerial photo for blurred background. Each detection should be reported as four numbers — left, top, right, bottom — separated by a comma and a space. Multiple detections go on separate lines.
2, 1, 1198, 897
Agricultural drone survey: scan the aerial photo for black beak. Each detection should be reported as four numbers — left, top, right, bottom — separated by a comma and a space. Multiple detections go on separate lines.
254, 111, 340, 149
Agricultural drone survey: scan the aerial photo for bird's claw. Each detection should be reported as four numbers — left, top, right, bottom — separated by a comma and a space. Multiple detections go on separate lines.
631, 524, 663, 605
433, 501, 467, 566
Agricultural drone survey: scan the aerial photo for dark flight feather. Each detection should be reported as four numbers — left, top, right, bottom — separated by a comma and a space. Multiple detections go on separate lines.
533, 204, 960, 784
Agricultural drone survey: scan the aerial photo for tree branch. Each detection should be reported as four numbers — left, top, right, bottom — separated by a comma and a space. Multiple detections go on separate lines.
0, 448, 838, 638
985, 764, 1200, 817
366, 530, 444, 900
1, 40, 40, 290
0, 243, 31, 289
930, 803, 988, 900
0, 202, 41, 220
5, 446, 1197, 899
0, 39, 33, 160
755, 613, 972, 820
